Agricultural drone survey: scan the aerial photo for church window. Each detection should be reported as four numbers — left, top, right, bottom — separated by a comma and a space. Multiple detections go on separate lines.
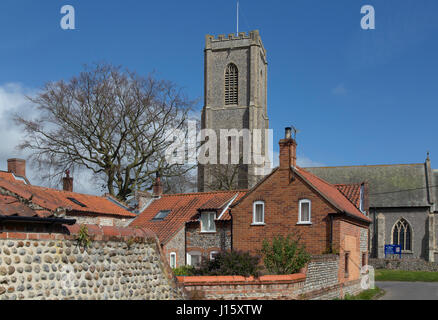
225, 63, 238, 105
392, 219, 412, 251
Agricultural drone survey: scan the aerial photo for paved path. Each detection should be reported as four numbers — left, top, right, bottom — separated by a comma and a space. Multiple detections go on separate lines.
377, 282, 438, 300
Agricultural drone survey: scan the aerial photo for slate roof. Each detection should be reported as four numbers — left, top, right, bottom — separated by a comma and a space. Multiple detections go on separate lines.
0, 178, 136, 218
130, 190, 247, 244
306, 164, 430, 208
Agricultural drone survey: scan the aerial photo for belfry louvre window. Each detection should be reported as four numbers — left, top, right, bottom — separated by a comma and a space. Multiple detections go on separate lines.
393, 219, 412, 251
225, 63, 238, 105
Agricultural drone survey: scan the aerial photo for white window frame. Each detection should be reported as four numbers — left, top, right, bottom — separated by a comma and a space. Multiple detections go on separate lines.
210, 251, 219, 260
201, 212, 217, 233
187, 251, 202, 267
252, 201, 265, 225
298, 199, 312, 225
359, 184, 365, 213
170, 252, 177, 269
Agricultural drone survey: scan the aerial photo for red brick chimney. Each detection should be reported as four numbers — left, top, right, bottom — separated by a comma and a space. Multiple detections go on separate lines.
279, 127, 297, 170
152, 173, 163, 198
7, 158, 26, 178
63, 170, 74, 192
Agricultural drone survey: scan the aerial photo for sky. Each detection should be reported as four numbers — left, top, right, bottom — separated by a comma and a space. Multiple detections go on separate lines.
0, 0, 438, 193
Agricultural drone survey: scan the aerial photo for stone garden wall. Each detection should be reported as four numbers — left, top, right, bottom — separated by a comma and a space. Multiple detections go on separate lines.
0, 225, 183, 300
370, 258, 438, 272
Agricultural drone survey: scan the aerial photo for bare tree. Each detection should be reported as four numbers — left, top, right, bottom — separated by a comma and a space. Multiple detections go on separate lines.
15, 63, 195, 200
204, 162, 248, 191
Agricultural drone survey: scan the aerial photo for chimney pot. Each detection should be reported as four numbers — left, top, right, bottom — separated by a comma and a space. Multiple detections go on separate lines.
63, 170, 74, 192
285, 127, 292, 139
152, 173, 163, 198
7, 159, 26, 178
279, 128, 297, 169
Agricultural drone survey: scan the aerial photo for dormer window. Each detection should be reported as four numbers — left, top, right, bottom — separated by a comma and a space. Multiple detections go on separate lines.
201, 212, 216, 233
298, 199, 312, 224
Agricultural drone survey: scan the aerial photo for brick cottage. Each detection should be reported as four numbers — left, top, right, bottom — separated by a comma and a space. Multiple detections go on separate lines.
231, 128, 371, 283
130, 178, 246, 269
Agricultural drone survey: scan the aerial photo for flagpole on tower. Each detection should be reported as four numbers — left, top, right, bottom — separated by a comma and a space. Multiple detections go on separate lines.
237, 0, 239, 35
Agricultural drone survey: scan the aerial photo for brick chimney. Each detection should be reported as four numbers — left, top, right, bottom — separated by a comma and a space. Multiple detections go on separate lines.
7, 158, 26, 178
63, 170, 73, 192
152, 173, 163, 198
279, 127, 297, 170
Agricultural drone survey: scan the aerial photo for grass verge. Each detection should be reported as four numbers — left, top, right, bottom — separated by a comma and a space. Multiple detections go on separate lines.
343, 287, 384, 300
375, 269, 438, 282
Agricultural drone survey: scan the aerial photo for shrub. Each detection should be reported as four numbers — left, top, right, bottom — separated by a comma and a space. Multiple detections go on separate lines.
196, 251, 261, 277
261, 235, 311, 275
173, 266, 196, 277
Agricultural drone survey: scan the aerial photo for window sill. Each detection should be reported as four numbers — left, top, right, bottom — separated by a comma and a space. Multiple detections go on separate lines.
200, 231, 217, 234
297, 222, 312, 226
251, 223, 266, 227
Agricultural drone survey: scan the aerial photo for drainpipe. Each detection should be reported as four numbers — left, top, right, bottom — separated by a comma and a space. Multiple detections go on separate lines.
329, 215, 334, 253
229, 210, 233, 252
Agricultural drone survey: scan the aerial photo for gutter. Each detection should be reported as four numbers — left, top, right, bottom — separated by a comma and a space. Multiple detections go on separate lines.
330, 211, 371, 224
0, 215, 76, 225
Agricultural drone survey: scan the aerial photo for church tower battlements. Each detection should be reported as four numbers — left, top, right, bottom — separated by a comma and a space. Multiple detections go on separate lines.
198, 30, 270, 192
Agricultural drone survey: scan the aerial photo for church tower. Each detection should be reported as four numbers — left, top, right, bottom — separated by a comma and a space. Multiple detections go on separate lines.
198, 30, 270, 192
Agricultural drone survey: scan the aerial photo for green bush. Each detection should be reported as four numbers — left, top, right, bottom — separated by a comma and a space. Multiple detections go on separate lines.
173, 266, 196, 277
196, 251, 261, 278
260, 235, 311, 275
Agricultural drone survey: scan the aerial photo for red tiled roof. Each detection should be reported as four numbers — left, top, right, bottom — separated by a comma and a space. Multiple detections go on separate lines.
0, 178, 136, 218
0, 195, 54, 218
130, 190, 247, 244
0, 171, 26, 184
296, 168, 370, 222
336, 184, 362, 210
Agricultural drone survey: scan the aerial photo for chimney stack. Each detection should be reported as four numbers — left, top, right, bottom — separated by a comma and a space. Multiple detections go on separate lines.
152, 173, 163, 198
279, 127, 297, 170
7, 158, 26, 178
63, 170, 74, 192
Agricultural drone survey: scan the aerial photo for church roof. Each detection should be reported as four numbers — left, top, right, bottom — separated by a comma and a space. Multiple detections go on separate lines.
306, 163, 431, 208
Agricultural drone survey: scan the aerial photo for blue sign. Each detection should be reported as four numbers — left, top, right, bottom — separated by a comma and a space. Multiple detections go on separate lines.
385, 245, 402, 259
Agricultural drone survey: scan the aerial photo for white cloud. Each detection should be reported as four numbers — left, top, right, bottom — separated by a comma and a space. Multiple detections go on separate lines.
0, 83, 35, 167
332, 84, 347, 96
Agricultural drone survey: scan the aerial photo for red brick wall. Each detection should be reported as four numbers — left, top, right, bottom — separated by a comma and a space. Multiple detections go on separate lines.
334, 217, 369, 283
178, 274, 306, 300
232, 170, 336, 256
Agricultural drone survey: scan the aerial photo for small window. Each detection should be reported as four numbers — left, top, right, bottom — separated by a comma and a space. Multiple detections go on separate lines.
253, 201, 265, 225
362, 253, 367, 267
298, 199, 311, 224
187, 252, 202, 267
170, 252, 177, 269
67, 197, 87, 208
345, 252, 350, 278
359, 184, 365, 213
210, 251, 220, 261
201, 212, 216, 233
153, 210, 171, 221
